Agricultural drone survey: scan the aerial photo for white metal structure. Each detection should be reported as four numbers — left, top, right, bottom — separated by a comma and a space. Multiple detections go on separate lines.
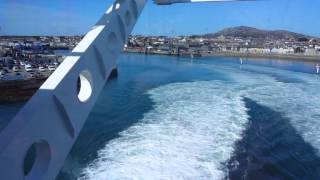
0, 0, 255, 179
154, 0, 254, 5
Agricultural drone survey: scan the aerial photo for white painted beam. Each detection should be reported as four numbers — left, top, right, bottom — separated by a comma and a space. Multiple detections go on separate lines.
154, 0, 257, 5
0, 0, 147, 179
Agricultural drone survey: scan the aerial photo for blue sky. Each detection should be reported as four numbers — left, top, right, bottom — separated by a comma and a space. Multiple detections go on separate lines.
0, 0, 319, 37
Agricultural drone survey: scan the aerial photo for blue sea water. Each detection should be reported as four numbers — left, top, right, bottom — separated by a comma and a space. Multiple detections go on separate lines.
1, 53, 320, 179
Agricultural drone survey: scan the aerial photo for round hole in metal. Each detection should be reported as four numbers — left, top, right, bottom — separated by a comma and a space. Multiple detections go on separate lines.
77, 70, 93, 102
23, 140, 51, 180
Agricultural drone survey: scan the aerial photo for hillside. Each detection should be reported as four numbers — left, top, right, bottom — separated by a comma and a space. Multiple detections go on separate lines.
204, 26, 316, 41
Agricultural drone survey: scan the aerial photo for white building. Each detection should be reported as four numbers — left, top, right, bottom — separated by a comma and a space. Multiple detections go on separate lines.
271, 47, 294, 54
305, 48, 317, 56
247, 48, 271, 54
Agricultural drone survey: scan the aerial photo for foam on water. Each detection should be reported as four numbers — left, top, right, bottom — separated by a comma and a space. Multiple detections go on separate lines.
225, 64, 320, 155
80, 62, 320, 179
245, 78, 320, 154
80, 81, 250, 180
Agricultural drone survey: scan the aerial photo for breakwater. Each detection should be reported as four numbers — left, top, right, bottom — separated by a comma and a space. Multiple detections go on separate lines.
0, 68, 118, 103
0, 78, 46, 103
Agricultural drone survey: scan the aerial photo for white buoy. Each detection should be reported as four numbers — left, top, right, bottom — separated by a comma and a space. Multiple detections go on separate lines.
240, 58, 243, 65
316, 64, 320, 74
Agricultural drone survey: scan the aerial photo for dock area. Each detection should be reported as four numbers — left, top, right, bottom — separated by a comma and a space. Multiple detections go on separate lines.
0, 77, 47, 103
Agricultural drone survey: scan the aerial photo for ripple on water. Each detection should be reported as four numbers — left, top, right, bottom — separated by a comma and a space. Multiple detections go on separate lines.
80, 63, 320, 179
80, 81, 249, 180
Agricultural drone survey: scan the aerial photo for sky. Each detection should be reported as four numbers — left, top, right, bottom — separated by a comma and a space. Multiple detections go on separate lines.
0, 0, 319, 37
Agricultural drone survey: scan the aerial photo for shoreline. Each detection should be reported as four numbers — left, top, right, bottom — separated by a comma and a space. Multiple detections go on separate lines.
0, 77, 47, 103
0, 52, 319, 103
0, 68, 118, 104
202, 52, 320, 63
124, 49, 320, 63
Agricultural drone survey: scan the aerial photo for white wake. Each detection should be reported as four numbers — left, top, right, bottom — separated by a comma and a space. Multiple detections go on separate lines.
80, 63, 320, 180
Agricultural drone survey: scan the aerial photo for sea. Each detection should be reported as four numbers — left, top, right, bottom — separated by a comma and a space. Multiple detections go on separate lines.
1, 53, 320, 179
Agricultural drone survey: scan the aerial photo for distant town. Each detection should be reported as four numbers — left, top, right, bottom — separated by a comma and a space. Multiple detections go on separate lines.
125, 26, 320, 59
1, 26, 320, 102
0, 35, 82, 81
1, 26, 320, 82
